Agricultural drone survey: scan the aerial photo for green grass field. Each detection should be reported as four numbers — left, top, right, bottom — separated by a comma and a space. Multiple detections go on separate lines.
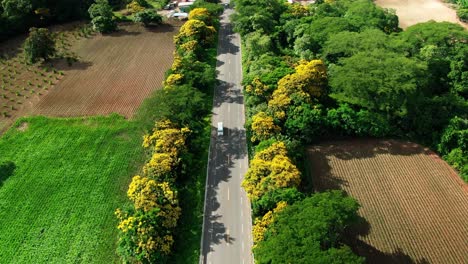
0, 115, 145, 263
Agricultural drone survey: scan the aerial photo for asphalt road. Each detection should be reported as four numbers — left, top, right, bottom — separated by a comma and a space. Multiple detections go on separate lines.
199, 5, 253, 264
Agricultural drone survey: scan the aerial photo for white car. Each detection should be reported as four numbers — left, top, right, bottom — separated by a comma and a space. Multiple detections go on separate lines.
217, 122, 223, 136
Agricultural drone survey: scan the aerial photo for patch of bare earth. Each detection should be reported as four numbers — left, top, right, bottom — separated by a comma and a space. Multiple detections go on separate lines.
32, 23, 179, 118
375, 0, 467, 29
307, 139, 468, 264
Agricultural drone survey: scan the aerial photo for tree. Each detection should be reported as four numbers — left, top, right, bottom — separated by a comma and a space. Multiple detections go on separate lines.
254, 191, 363, 264
88, 0, 116, 33
268, 59, 327, 120
343, 0, 399, 33
116, 208, 176, 263
23, 27, 55, 63
252, 187, 304, 217
143, 153, 177, 182
188, 7, 212, 26
174, 19, 216, 47
142, 120, 190, 158
251, 111, 280, 142
242, 142, 301, 200
329, 49, 426, 116
133, 10, 162, 26
136, 85, 208, 129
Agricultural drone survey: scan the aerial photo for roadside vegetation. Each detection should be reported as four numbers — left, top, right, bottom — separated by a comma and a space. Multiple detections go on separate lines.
0, 0, 221, 262
233, 0, 467, 262
114, 1, 223, 262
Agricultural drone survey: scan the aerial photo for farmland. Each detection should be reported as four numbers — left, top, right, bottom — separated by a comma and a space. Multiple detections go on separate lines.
0, 22, 179, 133
307, 139, 468, 263
33, 23, 178, 118
0, 115, 145, 263
0, 18, 183, 262
375, 0, 467, 29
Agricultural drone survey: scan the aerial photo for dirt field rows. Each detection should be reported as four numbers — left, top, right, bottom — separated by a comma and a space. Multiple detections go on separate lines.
307, 139, 468, 263
375, 0, 467, 29
33, 23, 178, 118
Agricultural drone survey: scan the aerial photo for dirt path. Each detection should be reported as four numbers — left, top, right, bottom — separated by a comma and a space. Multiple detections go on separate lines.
375, 0, 467, 29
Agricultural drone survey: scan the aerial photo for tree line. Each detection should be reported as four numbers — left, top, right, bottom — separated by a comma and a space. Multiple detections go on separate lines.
115, 1, 223, 262
233, 0, 467, 262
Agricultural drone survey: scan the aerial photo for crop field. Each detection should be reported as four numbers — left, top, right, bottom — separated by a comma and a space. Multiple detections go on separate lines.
307, 139, 468, 263
0, 22, 179, 133
33, 23, 178, 118
0, 115, 145, 263
375, 0, 467, 29
0, 23, 90, 132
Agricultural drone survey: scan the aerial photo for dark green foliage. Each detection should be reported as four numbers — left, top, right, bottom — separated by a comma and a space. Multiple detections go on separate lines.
293, 16, 352, 57
329, 49, 426, 116
88, 0, 117, 33
0, 160, 15, 185
0, 0, 94, 40
133, 10, 162, 26
252, 187, 304, 217
254, 191, 363, 264
343, 0, 399, 33
326, 104, 391, 137
284, 102, 326, 142
457, 8, 468, 21
136, 85, 208, 130
438, 117, 468, 181
23, 27, 56, 63
323, 29, 394, 63
231, 0, 287, 35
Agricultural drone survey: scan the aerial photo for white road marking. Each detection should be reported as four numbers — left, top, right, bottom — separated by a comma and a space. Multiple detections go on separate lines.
242, 223, 244, 233
228, 59, 231, 64
242, 241, 245, 252
228, 104, 231, 113
241, 196, 243, 204
227, 188, 230, 201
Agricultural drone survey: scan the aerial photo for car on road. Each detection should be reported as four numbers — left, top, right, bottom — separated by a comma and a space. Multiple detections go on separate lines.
217, 122, 223, 136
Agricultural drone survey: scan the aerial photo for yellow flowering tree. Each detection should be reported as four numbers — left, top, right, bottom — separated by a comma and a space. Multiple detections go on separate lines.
143, 153, 176, 182
188, 8, 212, 26
252, 201, 288, 245
142, 120, 190, 158
115, 208, 176, 262
174, 19, 216, 47
268, 59, 327, 120
242, 142, 301, 200
251, 111, 281, 142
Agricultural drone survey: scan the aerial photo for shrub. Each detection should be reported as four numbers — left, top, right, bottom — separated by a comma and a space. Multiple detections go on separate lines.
23, 28, 55, 64
133, 10, 163, 27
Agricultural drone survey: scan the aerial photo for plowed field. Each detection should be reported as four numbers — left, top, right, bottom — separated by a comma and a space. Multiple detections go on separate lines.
307, 139, 468, 264
32, 23, 179, 118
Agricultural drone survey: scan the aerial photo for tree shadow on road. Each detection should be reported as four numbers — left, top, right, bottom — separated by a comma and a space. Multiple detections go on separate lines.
213, 79, 244, 107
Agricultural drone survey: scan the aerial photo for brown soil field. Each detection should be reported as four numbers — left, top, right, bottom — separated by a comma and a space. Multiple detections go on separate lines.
0, 22, 89, 132
375, 0, 468, 29
0, 22, 180, 133
33, 23, 179, 118
307, 139, 468, 264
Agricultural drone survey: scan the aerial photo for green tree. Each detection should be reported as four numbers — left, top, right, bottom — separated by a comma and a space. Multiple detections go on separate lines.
329, 49, 426, 117
252, 187, 304, 217
254, 191, 363, 264
133, 10, 162, 26
88, 0, 116, 33
23, 27, 55, 63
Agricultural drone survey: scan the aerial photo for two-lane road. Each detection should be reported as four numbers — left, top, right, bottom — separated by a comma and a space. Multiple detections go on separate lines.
200, 5, 253, 264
